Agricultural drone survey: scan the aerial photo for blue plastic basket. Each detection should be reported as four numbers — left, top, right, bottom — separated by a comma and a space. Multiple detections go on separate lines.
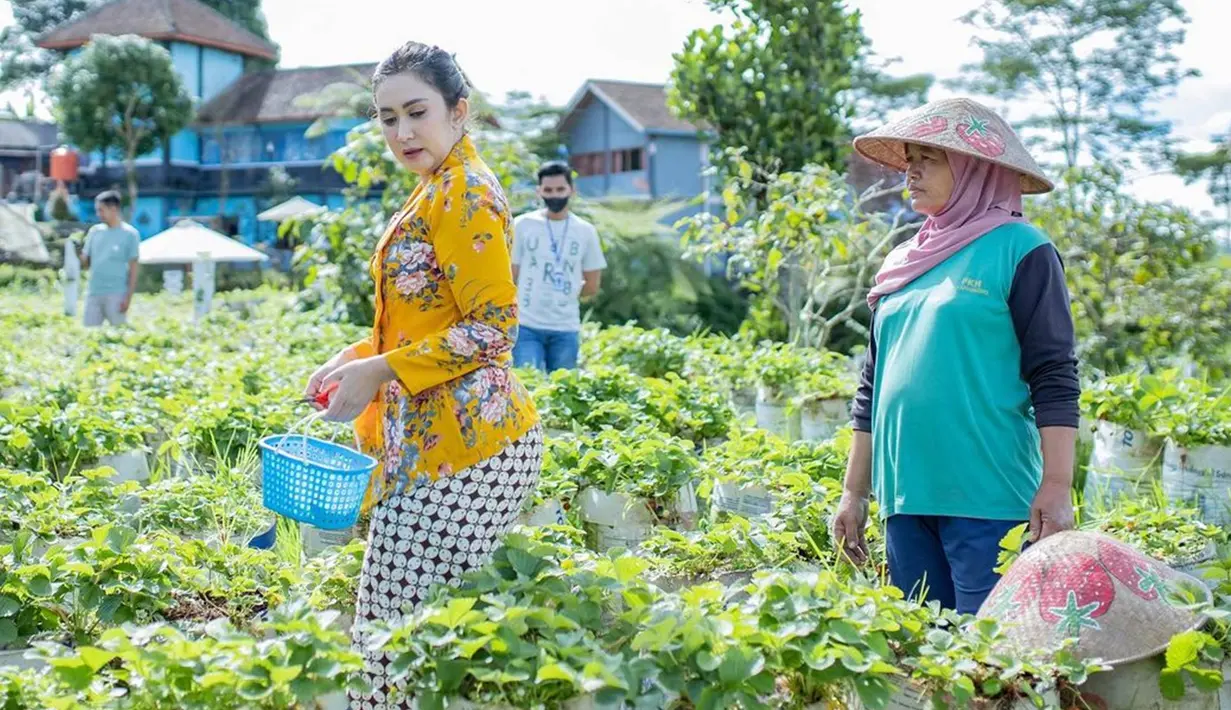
258, 434, 377, 530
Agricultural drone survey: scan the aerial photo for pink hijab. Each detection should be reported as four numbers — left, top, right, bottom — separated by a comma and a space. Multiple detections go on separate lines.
866, 151, 1024, 309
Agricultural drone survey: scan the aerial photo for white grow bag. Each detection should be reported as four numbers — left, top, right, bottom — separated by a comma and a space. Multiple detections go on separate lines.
711, 482, 774, 517
799, 397, 850, 442
1085, 421, 1161, 502
1163, 442, 1231, 528
99, 449, 151, 484
517, 498, 568, 527
756, 386, 800, 439
576, 484, 698, 553
301, 523, 361, 558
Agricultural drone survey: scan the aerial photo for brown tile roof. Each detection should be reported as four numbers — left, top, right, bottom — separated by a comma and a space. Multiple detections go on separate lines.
37, 0, 277, 60
196, 63, 376, 125
580, 80, 705, 134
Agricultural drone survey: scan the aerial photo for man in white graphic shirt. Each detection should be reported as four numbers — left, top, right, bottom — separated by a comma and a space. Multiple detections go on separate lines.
510, 162, 606, 371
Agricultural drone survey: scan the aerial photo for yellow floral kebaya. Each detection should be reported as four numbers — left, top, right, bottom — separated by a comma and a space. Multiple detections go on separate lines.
350, 135, 538, 510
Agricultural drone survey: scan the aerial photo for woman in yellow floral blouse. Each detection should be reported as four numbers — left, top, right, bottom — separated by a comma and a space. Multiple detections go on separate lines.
302, 41, 541, 710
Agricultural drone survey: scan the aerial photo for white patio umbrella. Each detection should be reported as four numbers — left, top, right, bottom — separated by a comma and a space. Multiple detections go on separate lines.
138, 220, 269, 265
257, 196, 324, 222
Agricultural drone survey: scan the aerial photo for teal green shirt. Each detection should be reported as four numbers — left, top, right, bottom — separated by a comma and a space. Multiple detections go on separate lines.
84, 222, 140, 296
868, 223, 1055, 521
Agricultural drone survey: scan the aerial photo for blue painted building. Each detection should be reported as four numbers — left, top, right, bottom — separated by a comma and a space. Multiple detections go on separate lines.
557, 80, 712, 217
36, 0, 371, 246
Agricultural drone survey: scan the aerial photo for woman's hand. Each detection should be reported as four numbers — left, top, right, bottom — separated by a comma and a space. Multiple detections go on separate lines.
1029, 480, 1074, 542
305, 347, 357, 408
321, 356, 397, 423
831, 493, 870, 565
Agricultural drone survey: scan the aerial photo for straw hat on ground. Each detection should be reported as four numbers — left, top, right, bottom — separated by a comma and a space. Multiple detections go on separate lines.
853, 97, 1054, 194
977, 530, 1210, 666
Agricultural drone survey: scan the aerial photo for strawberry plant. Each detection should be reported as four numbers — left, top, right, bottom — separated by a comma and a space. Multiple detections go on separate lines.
0, 467, 136, 545
642, 374, 736, 443
1079, 369, 1187, 431
1087, 494, 1225, 567
581, 323, 691, 378
1149, 378, 1231, 447
750, 342, 815, 394
34, 601, 365, 708
546, 425, 698, 513
372, 533, 658, 709
639, 515, 809, 581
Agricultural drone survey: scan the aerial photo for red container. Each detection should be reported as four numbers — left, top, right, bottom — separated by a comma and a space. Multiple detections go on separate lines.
49, 146, 79, 182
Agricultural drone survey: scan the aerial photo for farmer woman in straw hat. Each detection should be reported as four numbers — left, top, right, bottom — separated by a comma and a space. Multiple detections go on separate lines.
302, 41, 541, 709
831, 97, 1081, 614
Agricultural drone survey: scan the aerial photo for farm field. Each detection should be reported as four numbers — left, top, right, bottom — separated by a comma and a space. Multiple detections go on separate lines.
0, 288, 1229, 709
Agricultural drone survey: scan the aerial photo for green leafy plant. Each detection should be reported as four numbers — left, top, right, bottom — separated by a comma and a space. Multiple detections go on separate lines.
35, 601, 366, 708
639, 515, 809, 581
1086, 494, 1225, 567
371, 532, 657, 709
546, 425, 698, 518
1158, 630, 1224, 700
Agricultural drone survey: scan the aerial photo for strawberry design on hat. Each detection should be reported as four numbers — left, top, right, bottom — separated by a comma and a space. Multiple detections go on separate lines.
956, 114, 1007, 158
905, 114, 948, 139
1038, 552, 1115, 638
983, 564, 1041, 618
1097, 538, 1167, 601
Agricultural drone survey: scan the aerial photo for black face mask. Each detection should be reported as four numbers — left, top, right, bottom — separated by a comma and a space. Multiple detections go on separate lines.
543, 196, 570, 214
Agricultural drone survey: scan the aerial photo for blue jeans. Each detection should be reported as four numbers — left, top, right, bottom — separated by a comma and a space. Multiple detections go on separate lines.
513, 325, 580, 372
885, 515, 1025, 615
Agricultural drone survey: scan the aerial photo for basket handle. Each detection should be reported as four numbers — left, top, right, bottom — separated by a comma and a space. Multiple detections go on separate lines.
274, 410, 333, 452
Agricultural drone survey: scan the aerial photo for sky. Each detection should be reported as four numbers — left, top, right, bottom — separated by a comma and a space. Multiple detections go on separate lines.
1, 0, 1228, 217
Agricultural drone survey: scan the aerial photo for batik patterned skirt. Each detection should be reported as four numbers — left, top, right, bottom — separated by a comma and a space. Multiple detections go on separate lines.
348, 425, 544, 710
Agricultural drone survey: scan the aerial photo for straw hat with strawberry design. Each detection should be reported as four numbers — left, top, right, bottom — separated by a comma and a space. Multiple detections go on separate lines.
853, 97, 1054, 194
977, 530, 1210, 666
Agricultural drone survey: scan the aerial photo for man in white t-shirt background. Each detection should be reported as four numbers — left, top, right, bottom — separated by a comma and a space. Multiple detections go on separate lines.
511, 162, 607, 372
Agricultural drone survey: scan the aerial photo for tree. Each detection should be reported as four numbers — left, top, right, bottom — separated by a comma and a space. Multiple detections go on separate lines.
669, 0, 931, 177
954, 0, 1198, 170
679, 148, 917, 351
577, 199, 748, 336
49, 35, 194, 211
1031, 166, 1231, 376
0, 0, 94, 92
1174, 129, 1231, 243
1, 0, 276, 94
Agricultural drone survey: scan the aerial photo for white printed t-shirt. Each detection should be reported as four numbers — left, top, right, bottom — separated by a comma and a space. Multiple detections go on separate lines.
511, 210, 606, 332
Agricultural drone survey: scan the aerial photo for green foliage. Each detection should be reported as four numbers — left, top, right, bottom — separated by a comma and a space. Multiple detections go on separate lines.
1174, 129, 1231, 241
546, 425, 698, 511
669, 0, 931, 176
579, 199, 748, 336
1159, 630, 1224, 700
371, 532, 657, 709
640, 515, 808, 580
48, 35, 194, 210
38, 602, 363, 708
1148, 379, 1231, 448
1032, 167, 1231, 375
955, 0, 1198, 168
1087, 495, 1224, 567
680, 151, 916, 350
529, 364, 735, 444
0, 467, 135, 544
0, 265, 55, 294
1079, 369, 1186, 431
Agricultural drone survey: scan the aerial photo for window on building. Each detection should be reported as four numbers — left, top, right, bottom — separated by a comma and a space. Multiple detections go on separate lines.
570, 152, 606, 177
611, 148, 644, 173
